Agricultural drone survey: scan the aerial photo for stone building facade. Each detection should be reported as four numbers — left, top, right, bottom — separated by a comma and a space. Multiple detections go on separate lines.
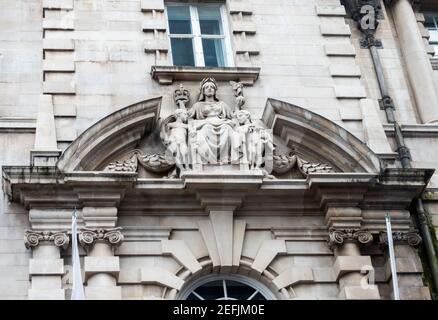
1, 0, 438, 300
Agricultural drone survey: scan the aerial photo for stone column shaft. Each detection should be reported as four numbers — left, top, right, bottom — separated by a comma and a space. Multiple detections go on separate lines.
326, 205, 380, 300
379, 231, 430, 299
392, 0, 438, 123
80, 228, 123, 300
25, 230, 69, 300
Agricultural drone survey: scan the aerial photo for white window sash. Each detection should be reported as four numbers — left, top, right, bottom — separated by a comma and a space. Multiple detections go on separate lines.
166, 3, 233, 67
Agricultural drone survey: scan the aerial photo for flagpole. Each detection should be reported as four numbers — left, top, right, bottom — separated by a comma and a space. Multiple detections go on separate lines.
71, 207, 85, 300
385, 213, 400, 300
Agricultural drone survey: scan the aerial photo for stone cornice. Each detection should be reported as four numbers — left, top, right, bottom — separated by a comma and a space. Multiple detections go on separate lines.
151, 66, 260, 86
24, 230, 70, 249
328, 228, 374, 250
379, 230, 422, 247
79, 227, 124, 249
0, 117, 36, 133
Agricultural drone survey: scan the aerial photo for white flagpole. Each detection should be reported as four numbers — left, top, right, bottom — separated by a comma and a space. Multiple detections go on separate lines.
71, 208, 85, 300
385, 213, 400, 300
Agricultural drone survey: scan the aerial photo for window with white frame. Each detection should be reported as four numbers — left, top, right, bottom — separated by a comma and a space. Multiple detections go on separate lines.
425, 13, 438, 56
166, 3, 233, 67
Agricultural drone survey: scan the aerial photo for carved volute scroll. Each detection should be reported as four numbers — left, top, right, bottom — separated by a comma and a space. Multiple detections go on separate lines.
78, 227, 124, 250
328, 228, 373, 250
379, 230, 422, 248
24, 230, 70, 249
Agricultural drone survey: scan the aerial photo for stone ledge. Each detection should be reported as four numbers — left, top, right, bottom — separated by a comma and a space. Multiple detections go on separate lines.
229, 2, 253, 14
0, 118, 36, 133
339, 285, 380, 300
320, 24, 351, 36
142, 20, 167, 31
383, 123, 438, 137
333, 256, 373, 280
43, 19, 74, 30
431, 58, 438, 70
43, 60, 75, 72
85, 286, 122, 300
324, 43, 356, 56
28, 288, 65, 300
43, 81, 76, 94
43, 0, 73, 10
231, 20, 257, 34
140, 0, 164, 12
29, 259, 64, 275
316, 5, 346, 17
144, 39, 169, 52
151, 66, 260, 85
43, 39, 74, 51
140, 267, 184, 290
84, 256, 120, 278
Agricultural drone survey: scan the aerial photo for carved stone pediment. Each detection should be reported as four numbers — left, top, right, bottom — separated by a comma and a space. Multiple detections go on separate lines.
100, 79, 343, 180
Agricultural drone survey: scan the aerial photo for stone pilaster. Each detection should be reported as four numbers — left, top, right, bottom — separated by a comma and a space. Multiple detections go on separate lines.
79, 228, 124, 300
379, 231, 431, 300
326, 206, 380, 300
24, 230, 69, 300
390, 0, 438, 123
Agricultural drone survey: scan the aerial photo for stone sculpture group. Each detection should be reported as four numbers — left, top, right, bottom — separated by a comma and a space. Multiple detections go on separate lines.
105, 78, 333, 178
161, 78, 274, 176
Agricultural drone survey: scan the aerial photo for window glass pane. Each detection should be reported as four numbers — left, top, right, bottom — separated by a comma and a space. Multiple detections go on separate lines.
425, 15, 436, 29
430, 30, 438, 43
198, 6, 223, 35
432, 44, 438, 56
171, 38, 195, 66
168, 6, 192, 34
202, 38, 225, 67
226, 280, 256, 300
194, 280, 223, 300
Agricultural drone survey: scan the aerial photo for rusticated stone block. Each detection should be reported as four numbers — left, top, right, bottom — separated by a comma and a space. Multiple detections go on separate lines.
339, 285, 380, 300
85, 286, 122, 300
84, 256, 120, 278
29, 259, 64, 275
28, 288, 65, 300
333, 256, 373, 280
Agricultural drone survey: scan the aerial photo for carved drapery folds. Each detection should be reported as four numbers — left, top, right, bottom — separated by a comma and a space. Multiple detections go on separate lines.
328, 228, 373, 250
379, 230, 422, 247
24, 230, 70, 249
78, 227, 124, 250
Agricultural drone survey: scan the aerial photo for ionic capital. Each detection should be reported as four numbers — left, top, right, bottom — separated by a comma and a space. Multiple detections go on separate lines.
328, 228, 373, 250
78, 227, 124, 249
24, 230, 70, 249
379, 230, 422, 247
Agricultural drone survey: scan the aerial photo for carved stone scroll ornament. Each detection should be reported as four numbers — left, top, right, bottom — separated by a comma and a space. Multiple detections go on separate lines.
379, 231, 422, 248
328, 228, 373, 250
272, 154, 333, 176
104, 151, 175, 174
78, 227, 124, 250
24, 230, 70, 249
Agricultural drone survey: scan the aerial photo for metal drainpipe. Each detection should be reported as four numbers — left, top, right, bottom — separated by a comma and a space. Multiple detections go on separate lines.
355, 13, 438, 296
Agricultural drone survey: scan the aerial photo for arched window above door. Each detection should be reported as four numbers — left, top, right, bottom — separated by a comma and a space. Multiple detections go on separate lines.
178, 274, 276, 300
